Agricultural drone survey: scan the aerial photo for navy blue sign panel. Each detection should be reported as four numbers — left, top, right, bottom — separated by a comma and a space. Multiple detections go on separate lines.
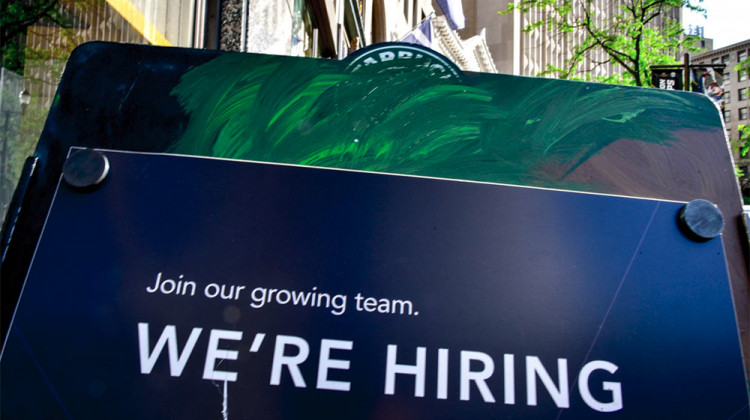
1, 150, 746, 418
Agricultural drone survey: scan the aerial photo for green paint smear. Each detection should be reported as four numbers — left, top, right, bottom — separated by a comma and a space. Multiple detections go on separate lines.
169, 53, 720, 190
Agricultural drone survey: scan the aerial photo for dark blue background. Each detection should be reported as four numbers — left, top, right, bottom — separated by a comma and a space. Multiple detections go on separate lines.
1, 150, 746, 418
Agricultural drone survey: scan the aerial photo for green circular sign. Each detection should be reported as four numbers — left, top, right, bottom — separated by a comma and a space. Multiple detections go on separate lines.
345, 42, 463, 81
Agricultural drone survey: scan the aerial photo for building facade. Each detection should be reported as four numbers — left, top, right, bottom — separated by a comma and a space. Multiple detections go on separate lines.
216, 0, 495, 72
19, 0, 494, 111
460, 0, 681, 78
691, 39, 750, 198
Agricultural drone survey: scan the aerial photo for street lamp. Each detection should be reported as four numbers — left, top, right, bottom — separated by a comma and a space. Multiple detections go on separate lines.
19, 89, 31, 114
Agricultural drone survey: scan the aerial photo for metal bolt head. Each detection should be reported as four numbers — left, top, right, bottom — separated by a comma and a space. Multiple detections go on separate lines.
63, 149, 110, 191
677, 199, 724, 242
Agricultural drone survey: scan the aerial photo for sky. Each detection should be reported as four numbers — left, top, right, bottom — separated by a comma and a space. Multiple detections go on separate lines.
682, 0, 750, 49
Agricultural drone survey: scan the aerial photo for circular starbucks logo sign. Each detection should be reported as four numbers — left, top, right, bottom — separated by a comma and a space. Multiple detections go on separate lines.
344, 42, 463, 81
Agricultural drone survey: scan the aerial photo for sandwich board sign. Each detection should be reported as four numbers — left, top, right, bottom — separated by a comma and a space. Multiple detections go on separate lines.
0, 43, 748, 418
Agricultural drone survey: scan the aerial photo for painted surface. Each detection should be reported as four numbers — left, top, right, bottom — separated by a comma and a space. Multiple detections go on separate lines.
168, 49, 721, 191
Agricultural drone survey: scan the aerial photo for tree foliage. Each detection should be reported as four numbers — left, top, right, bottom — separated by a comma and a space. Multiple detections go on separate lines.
500, 0, 704, 86
1, 0, 69, 73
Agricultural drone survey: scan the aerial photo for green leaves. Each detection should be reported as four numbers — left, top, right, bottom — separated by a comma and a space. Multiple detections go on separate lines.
498, 0, 704, 86
737, 125, 749, 158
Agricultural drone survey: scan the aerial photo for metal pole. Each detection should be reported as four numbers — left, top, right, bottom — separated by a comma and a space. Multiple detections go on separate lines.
240, 0, 248, 52
684, 53, 690, 91
1, 111, 9, 211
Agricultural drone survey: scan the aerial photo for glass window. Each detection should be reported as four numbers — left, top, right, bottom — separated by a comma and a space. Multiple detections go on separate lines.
724, 109, 731, 123
721, 55, 731, 78
724, 92, 731, 104
712, 58, 720, 64
740, 108, 749, 120
739, 51, 749, 82
3, 0, 201, 222
740, 88, 749, 101
301, 7, 321, 57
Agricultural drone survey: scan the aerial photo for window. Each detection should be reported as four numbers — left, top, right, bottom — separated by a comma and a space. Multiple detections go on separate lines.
740, 88, 749, 101
722, 55, 731, 78
712, 57, 720, 64
724, 92, 731, 104
724, 109, 731, 123
739, 51, 748, 62
402, 0, 414, 27
740, 107, 749, 120
300, 8, 322, 58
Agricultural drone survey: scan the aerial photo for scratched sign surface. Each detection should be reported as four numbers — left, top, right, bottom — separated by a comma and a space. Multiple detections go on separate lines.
0, 150, 745, 418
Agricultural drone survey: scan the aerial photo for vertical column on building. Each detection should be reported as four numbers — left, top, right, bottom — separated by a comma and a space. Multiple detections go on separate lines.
219, 0, 243, 50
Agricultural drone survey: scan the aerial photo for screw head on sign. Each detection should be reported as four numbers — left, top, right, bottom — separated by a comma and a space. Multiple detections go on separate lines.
677, 199, 724, 242
62, 149, 110, 191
